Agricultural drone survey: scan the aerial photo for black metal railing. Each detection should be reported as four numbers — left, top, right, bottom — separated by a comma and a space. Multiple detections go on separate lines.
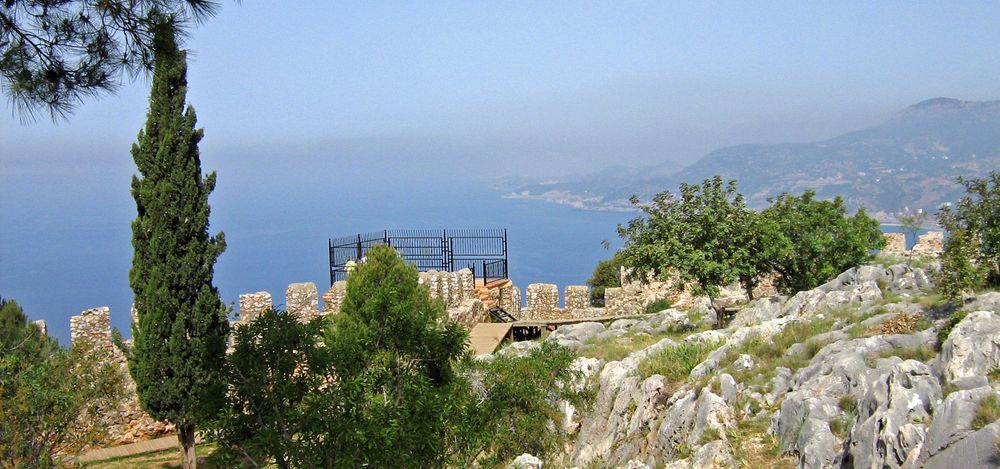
329, 229, 508, 285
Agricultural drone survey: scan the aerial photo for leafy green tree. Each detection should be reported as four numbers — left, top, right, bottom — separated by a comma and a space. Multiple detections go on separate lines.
762, 190, 885, 294
449, 342, 584, 467
938, 171, 1000, 287
0, 297, 124, 468
587, 254, 623, 306
617, 176, 757, 324
898, 211, 929, 267
207, 309, 328, 469
128, 32, 227, 469
314, 244, 469, 467
935, 229, 985, 304
1, 0, 221, 119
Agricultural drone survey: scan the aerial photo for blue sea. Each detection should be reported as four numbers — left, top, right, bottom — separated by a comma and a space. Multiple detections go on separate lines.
1, 169, 633, 344
0, 159, 933, 345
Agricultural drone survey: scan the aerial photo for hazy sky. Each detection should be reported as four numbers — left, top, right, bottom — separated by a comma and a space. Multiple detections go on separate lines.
4, 1, 1000, 176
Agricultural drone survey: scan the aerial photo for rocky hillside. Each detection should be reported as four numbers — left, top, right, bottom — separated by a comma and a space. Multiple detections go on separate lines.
502, 98, 1000, 221
494, 262, 1000, 468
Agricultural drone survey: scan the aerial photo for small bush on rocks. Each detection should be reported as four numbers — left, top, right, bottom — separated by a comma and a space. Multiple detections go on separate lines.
638, 341, 721, 381
973, 394, 1000, 430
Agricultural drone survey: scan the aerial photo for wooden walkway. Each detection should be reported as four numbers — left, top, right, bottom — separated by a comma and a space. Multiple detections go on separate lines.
467, 314, 646, 355
77, 434, 202, 464
468, 323, 514, 355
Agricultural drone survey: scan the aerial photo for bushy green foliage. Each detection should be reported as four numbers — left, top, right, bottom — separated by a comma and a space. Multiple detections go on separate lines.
128, 33, 228, 468
617, 176, 761, 323
645, 297, 673, 314
207, 309, 328, 469
938, 171, 1000, 293
315, 244, 469, 467
936, 229, 985, 304
638, 341, 720, 381
0, 297, 124, 467
451, 341, 584, 468
937, 311, 968, 351
762, 190, 885, 294
587, 254, 623, 306
204, 247, 583, 469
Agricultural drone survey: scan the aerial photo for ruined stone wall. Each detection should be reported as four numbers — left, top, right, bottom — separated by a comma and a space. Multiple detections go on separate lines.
564, 285, 590, 310
418, 268, 475, 308
448, 299, 487, 329
912, 231, 945, 257
497, 282, 521, 316
882, 233, 907, 255
69, 307, 173, 445
239, 291, 272, 323
524, 283, 561, 320
322, 281, 347, 314
286, 282, 319, 321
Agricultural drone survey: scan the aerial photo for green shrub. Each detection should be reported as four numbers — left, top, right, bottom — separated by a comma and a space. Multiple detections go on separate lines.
973, 394, 1000, 430
638, 341, 721, 381
645, 298, 673, 314
588, 255, 624, 307
937, 311, 968, 350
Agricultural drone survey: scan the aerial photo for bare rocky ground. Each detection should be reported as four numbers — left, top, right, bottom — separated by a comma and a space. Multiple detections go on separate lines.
499, 261, 1000, 469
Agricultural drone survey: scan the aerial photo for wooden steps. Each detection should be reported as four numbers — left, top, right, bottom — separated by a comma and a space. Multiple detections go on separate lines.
468, 323, 514, 355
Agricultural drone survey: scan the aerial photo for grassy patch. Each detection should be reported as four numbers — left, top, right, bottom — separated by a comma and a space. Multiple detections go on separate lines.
577, 324, 709, 362
937, 310, 968, 350
638, 341, 721, 381
698, 427, 722, 445
838, 395, 857, 414
973, 394, 1000, 430
727, 417, 795, 469
989, 368, 1000, 383
864, 345, 937, 367
646, 298, 673, 314
829, 415, 853, 439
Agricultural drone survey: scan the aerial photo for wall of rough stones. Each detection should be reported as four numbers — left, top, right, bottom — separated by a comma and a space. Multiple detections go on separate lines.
497, 282, 521, 316
286, 282, 320, 321
524, 283, 560, 320
322, 281, 347, 314
880, 230, 945, 258
238, 291, 272, 322
564, 285, 590, 310
417, 269, 476, 308
882, 233, 907, 255
69, 307, 173, 445
911, 231, 945, 257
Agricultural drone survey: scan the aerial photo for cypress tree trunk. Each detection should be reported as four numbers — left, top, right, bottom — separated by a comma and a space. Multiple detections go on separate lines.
178, 424, 197, 469
128, 30, 228, 469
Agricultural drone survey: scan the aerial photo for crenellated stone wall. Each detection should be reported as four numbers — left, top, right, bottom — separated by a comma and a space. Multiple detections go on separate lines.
69, 307, 173, 445
418, 268, 476, 308
70, 307, 113, 352
911, 231, 945, 257
239, 291, 272, 323
882, 233, 907, 255
564, 285, 590, 311
524, 283, 560, 320
448, 299, 488, 329
322, 281, 347, 314
286, 282, 319, 321
497, 282, 521, 315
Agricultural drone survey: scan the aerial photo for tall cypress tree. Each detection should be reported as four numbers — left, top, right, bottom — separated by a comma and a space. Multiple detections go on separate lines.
128, 30, 228, 469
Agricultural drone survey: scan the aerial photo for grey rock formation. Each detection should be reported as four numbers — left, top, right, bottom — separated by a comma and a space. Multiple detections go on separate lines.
938, 310, 1000, 382
907, 386, 1000, 468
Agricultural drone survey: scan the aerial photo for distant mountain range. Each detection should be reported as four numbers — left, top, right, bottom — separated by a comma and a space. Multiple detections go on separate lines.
499, 98, 1000, 222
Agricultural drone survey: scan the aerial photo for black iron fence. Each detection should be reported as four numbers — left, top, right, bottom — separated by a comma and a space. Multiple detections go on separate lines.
329, 229, 508, 285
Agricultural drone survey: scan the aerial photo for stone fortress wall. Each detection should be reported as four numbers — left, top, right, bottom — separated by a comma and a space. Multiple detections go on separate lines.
66, 231, 944, 445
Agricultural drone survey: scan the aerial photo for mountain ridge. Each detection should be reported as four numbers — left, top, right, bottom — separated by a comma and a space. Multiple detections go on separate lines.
501, 98, 1000, 221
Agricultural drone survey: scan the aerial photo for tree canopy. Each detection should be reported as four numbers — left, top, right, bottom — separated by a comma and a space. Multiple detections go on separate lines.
762, 190, 885, 294
938, 171, 1000, 286
617, 176, 759, 321
1, 0, 220, 119
127, 31, 227, 469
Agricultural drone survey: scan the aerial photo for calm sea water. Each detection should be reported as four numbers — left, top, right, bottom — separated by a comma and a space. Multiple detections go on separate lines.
0, 162, 933, 345
0, 170, 632, 344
